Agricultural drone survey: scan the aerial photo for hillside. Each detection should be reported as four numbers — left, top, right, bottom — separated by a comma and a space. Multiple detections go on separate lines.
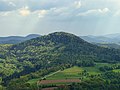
0, 32, 120, 89
9, 32, 120, 64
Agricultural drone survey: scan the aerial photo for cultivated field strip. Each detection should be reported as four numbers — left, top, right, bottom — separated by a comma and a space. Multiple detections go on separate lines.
39, 79, 80, 84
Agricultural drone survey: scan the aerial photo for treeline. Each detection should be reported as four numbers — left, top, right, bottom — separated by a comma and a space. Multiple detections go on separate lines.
99, 64, 120, 72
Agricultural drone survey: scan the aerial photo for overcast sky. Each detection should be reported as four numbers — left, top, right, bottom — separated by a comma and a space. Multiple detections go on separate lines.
0, 0, 120, 36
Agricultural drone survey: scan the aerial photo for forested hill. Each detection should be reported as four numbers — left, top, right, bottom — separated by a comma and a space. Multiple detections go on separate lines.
1, 32, 120, 87
10, 32, 120, 64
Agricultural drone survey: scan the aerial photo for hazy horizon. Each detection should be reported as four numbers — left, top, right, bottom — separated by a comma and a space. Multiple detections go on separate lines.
0, 0, 120, 36
0, 31, 120, 37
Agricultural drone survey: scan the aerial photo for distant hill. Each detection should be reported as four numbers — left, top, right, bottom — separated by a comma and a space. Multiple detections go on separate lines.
95, 43, 120, 49
104, 33, 120, 38
0, 34, 40, 44
80, 33, 120, 44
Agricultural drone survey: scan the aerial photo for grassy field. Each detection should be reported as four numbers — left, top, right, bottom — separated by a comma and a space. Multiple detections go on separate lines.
83, 63, 111, 75
27, 63, 120, 85
27, 70, 61, 84
46, 63, 110, 80
113, 69, 120, 72
47, 66, 83, 80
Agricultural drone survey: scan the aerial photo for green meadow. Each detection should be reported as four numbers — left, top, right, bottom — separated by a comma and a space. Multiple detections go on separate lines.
28, 63, 120, 85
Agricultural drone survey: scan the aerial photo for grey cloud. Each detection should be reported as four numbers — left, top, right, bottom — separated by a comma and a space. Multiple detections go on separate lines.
0, 0, 120, 36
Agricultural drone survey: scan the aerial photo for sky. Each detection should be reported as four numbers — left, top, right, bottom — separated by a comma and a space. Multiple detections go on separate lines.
0, 0, 120, 36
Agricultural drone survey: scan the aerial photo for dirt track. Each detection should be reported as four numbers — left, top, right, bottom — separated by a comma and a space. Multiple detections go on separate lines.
42, 87, 58, 90
39, 79, 80, 84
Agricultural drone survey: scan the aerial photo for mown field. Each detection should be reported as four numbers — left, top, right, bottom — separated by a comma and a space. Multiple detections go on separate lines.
46, 66, 83, 80
46, 63, 113, 80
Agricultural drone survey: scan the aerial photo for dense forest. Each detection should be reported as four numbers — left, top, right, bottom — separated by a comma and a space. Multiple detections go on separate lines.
0, 32, 120, 89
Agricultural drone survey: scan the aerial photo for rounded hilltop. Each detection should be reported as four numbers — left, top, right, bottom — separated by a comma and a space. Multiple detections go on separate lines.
41, 32, 86, 44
